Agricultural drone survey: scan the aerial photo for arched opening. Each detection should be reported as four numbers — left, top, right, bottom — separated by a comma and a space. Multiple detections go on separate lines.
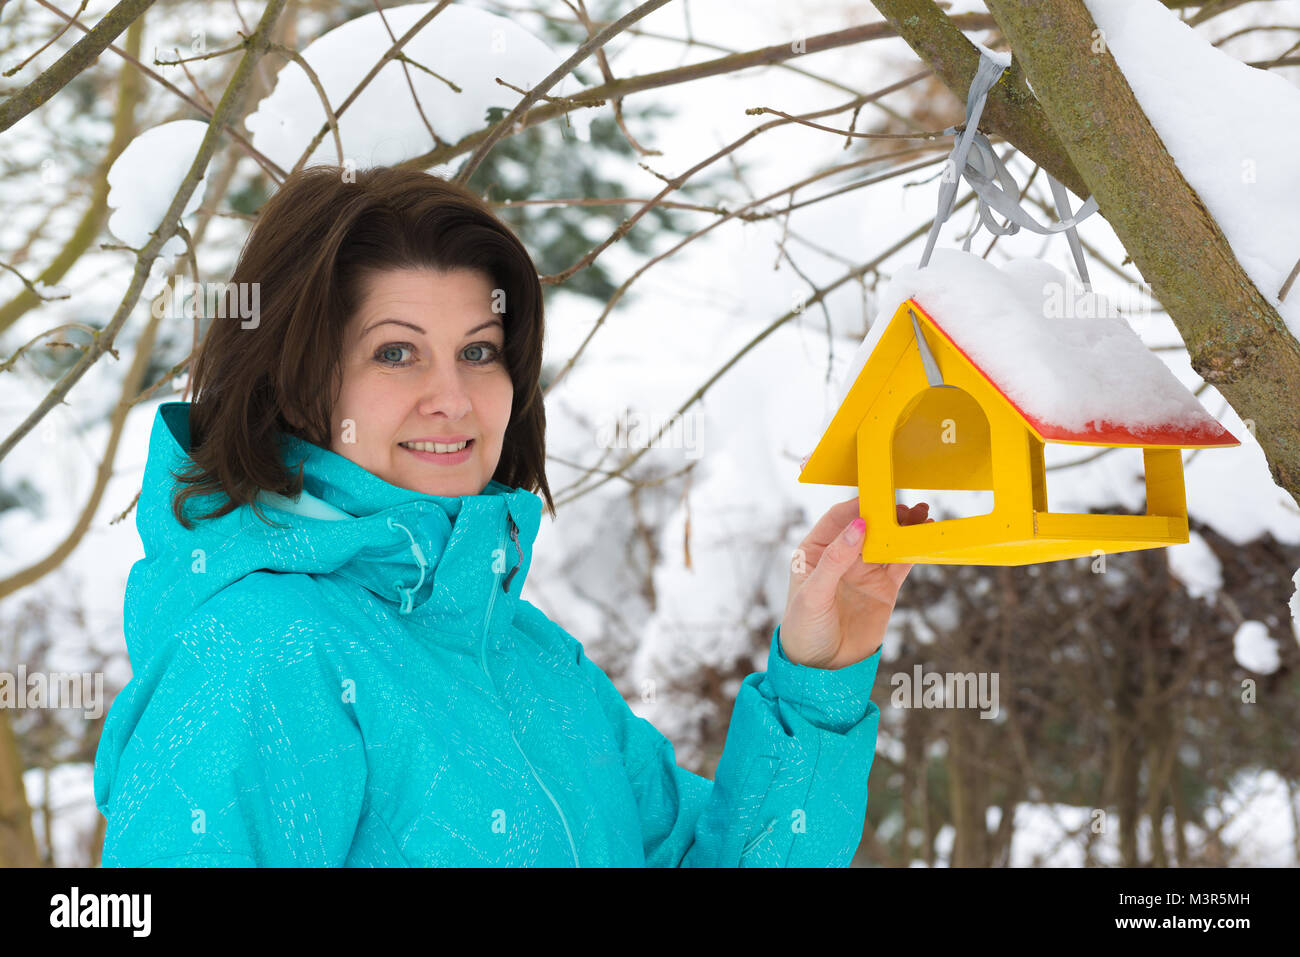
891, 385, 995, 523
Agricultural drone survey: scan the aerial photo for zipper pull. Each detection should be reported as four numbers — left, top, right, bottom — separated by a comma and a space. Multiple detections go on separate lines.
502, 514, 522, 593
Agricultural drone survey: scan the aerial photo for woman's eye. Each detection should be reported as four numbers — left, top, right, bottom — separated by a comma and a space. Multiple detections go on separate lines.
374, 342, 501, 367
464, 342, 503, 364
374, 343, 414, 366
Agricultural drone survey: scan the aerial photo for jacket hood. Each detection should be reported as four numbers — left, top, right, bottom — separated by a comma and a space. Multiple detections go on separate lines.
123, 401, 543, 676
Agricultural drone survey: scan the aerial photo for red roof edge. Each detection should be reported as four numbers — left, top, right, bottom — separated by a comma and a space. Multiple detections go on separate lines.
906, 298, 1241, 448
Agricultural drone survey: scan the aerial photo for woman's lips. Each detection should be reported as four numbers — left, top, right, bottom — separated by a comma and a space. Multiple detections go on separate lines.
399, 438, 474, 465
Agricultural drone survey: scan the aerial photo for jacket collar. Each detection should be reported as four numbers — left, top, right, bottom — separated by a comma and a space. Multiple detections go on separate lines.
264, 428, 543, 631
146, 402, 543, 642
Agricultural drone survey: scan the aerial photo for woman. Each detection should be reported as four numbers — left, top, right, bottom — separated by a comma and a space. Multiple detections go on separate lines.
92, 165, 930, 867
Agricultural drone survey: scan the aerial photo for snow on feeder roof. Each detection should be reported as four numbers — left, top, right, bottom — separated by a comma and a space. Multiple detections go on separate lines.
830, 249, 1237, 448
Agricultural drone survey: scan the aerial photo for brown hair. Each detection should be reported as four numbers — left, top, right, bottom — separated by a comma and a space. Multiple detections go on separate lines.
170, 165, 554, 529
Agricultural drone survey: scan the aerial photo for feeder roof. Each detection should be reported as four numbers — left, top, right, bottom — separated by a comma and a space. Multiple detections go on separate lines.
830, 249, 1237, 448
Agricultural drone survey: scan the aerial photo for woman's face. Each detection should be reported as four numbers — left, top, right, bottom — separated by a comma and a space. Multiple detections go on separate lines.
328, 266, 513, 497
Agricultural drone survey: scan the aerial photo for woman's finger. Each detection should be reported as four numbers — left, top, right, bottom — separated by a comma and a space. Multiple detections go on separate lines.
799, 515, 866, 609
795, 496, 860, 555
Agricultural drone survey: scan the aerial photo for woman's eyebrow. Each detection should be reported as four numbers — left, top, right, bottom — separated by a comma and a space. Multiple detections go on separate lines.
362, 318, 423, 336
362, 318, 503, 337
465, 318, 503, 336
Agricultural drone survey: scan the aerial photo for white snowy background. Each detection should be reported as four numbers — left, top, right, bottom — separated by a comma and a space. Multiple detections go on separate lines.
2, 0, 1299, 866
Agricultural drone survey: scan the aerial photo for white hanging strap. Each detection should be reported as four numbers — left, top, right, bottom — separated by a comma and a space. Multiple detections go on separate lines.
956, 134, 1101, 255
1047, 172, 1092, 290
918, 52, 1007, 270
911, 48, 1101, 385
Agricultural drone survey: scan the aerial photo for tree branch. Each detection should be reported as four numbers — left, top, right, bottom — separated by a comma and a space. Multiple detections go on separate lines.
0, 0, 155, 132
553, 179, 989, 505
868, 0, 1090, 200
400, 15, 994, 173
453, 0, 677, 185
0, 0, 289, 466
289, 0, 457, 175
0, 13, 145, 337
29, 0, 287, 180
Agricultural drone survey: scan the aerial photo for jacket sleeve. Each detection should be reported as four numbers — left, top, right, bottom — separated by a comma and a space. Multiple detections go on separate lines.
568, 621, 882, 867
97, 586, 368, 868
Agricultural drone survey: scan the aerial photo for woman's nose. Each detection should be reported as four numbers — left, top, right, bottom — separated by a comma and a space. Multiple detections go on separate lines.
415, 364, 472, 418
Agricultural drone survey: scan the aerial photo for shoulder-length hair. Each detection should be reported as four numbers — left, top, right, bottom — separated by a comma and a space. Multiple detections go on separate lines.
171, 164, 554, 529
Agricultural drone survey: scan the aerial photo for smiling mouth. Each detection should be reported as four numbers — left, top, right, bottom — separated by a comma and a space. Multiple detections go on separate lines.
398, 439, 474, 453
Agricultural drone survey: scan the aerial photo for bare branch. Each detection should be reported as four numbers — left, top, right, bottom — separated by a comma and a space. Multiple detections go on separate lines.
743, 106, 951, 141
401, 16, 991, 173
371, 0, 446, 156
289, 0, 457, 175
551, 171, 991, 506
1279, 254, 1300, 301
0, 260, 69, 302
153, 39, 248, 66
393, 52, 460, 92
0, 0, 155, 132
0, 0, 290, 466
454, 0, 677, 185
541, 69, 933, 287
0, 262, 165, 602
1, 0, 89, 77
543, 139, 947, 407
0, 323, 106, 375
869, 0, 1090, 199
269, 42, 343, 165
567, 0, 659, 156
29, 0, 286, 181
488, 0, 987, 130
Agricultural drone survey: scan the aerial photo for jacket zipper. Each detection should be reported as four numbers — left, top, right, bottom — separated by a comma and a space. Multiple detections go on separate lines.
502, 517, 522, 592
478, 509, 581, 867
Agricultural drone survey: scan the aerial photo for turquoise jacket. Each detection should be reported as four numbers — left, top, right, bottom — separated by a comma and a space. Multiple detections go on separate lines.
93, 401, 883, 867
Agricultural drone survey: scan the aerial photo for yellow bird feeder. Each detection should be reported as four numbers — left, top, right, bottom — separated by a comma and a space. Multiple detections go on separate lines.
798, 294, 1240, 566
800, 48, 1241, 565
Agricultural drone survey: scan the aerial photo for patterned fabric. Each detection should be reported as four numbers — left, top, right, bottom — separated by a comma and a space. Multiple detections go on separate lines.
93, 401, 883, 867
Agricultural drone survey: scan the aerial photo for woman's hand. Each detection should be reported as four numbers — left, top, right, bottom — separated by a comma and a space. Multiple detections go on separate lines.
780, 496, 932, 670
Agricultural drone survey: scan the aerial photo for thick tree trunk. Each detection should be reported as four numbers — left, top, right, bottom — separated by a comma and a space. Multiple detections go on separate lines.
0, 710, 39, 867
947, 706, 990, 866
1117, 728, 1141, 867
901, 701, 923, 866
946, 707, 973, 865
872, 0, 1300, 508
1172, 762, 1190, 867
